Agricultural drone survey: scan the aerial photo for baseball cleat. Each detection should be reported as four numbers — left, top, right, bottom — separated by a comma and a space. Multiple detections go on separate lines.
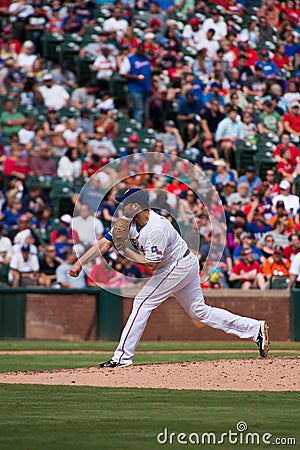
99, 359, 132, 368
256, 321, 270, 358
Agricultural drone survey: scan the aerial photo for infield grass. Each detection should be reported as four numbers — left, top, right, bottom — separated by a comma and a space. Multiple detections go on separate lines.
0, 385, 299, 450
0, 340, 299, 372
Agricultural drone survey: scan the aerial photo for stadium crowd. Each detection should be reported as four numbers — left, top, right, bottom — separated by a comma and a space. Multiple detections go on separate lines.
1, 0, 300, 289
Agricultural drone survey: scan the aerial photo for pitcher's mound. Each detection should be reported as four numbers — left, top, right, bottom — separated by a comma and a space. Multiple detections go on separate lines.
0, 357, 299, 391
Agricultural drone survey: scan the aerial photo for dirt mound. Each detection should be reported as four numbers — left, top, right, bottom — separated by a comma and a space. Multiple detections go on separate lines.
0, 357, 299, 391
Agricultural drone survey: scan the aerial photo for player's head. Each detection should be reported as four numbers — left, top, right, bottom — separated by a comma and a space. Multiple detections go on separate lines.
116, 188, 149, 210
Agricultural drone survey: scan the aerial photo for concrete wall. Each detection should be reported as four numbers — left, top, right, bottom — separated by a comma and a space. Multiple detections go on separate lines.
121, 290, 290, 341
26, 293, 96, 340
23, 290, 290, 341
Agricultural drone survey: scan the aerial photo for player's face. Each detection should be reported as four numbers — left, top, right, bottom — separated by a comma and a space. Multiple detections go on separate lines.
123, 202, 140, 218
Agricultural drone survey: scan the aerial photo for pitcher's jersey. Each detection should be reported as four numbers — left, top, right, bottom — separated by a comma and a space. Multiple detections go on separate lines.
105, 210, 188, 267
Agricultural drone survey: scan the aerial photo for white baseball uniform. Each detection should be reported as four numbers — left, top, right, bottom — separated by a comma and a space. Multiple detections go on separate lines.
105, 210, 262, 365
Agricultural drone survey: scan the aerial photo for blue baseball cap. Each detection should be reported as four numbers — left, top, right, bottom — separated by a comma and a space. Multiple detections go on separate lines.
116, 188, 149, 206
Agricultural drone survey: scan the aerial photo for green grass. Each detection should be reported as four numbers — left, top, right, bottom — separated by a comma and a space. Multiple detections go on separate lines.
0, 340, 299, 372
0, 352, 299, 373
0, 385, 299, 450
1, 340, 300, 351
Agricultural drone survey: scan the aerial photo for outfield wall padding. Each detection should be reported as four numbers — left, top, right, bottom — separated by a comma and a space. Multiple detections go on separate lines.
0, 288, 295, 341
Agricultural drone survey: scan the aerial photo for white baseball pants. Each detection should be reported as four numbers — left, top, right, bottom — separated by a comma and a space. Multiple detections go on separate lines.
113, 253, 261, 365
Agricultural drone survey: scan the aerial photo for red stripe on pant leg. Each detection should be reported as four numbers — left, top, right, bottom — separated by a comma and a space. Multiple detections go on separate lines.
117, 262, 178, 364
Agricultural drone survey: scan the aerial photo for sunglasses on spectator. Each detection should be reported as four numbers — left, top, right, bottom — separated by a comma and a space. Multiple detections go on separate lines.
266, 238, 274, 242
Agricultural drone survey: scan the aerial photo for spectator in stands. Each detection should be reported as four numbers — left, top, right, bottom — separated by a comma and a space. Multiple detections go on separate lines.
215, 107, 245, 165
240, 17, 259, 47
0, 197, 23, 227
76, 132, 92, 158
258, 100, 284, 136
56, 248, 86, 288
103, 7, 128, 38
200, 230, 232, 288
38, 73, 70, 110
18, 77, 43, 108
177, 86, 203, 125
272, 180, 300, 216
77, 109, 94, 138
38, 244, 62, 287
91, 46, 117, 91
243, 64, 267, 98
17, 40, 37, 73
63, 118, 80, 146
71, 81, 98, 110
257, 15, 276, 43
89, 127, 117, 158
31, 206, 52, 234
18, 117, 36, 153
202, 8, 227, 41
182, 17, 202, 48
9, 242, 39, 287
284, 233, 300, 262
283, 101, 300, 137
256, 49, 277, 79
62, 6, 85, 35
156, 120, 184, 152
53, 228, 73, 260
22, 185, 49, 217
50, 214, 79, 245
247, 212, 273, 241
25, 2, 48, 55
247, 182, 273, 221
195, 140, 218, 176
257, 218, 290, 249
227, 182, 250, 209
50, 61, 77, 90
263, 245, 290, 282
283, 80, 300, 107
72, 203, 104, 247
229, 246, 266, 290
119, 43, 151, 126
200, 98, 225, 141
260, 233, 275, 259
237, 166, 262, 194
269, 200, 296, 231
288, 251, 300, 289
211, 159, 236, 194
57, 147, 82, 181
87, 259, 127, 288
8, 0, 34, 42
94, 108, 118, 140
0, 223, 12, 267
31, 143, 56, 176
273, 132, 300, 168
98, 189, 117, 230
3, 144, 32, 180
232, 231, 264, 264
8, 213, 40, 248
272, 43, 293, 71
0, 99, 26, 138
277, 147, 300, 183
42, 108, 61, 137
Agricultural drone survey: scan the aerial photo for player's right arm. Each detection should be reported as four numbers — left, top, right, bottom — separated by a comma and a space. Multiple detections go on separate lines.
69, 237, 113, 277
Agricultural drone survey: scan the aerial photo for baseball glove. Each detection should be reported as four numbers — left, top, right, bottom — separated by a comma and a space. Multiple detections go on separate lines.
112, 218, 130, 253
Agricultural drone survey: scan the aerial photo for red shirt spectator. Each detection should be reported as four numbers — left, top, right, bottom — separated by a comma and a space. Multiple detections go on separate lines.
3, 146, 32, 179
50, 214, 80, 244
273, 143, 300, 166
231, 256, 263, 283
283, 103, 300, 134
283, 233, 300, 261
